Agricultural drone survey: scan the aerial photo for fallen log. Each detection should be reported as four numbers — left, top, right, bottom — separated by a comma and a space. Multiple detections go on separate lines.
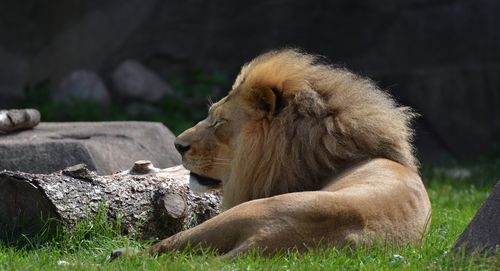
0, 161, 221, 242
0, 109, 41, 134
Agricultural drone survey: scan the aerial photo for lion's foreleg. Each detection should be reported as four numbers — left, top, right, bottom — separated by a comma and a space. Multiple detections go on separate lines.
148, 201, 266, 256
147, 192, 366, 257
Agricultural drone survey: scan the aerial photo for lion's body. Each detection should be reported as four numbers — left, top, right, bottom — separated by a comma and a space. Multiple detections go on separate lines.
149, 49, 431, 257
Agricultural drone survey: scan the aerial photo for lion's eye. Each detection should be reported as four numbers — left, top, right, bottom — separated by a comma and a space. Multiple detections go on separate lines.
211, 118, 227, 128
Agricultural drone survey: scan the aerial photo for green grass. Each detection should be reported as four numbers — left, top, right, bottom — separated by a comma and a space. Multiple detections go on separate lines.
1, 161, 499, 270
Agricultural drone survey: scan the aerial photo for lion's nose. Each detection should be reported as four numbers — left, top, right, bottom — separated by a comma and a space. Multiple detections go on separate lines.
174, 139, 191, 156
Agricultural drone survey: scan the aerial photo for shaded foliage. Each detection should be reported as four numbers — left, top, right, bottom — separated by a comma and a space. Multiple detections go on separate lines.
21, 70, 230, 135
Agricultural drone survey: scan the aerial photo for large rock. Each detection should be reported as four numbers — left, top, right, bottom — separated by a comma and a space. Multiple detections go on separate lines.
54, 70, 110, 105
375, 64, 500, 161
0, 46, 28, 107
454, 180, 500, 254
125, 102, 162, 117
0, 122, 181, 175
111, 60, 174, 103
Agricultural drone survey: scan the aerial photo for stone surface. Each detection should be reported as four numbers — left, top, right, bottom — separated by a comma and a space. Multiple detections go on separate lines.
125, 102, 162, 117
375, 65, 500, 161
0, 122, 181, 175
112, 60, 174, 103
454, 180, 500, 254
0, 0, 499, 160
54, 70, 110, 105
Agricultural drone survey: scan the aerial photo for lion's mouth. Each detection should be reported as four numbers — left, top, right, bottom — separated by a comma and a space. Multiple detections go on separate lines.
189, 172, 222, 187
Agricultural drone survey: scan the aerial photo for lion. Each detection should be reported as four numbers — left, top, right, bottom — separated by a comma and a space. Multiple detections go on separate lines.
115, 49, 431, 259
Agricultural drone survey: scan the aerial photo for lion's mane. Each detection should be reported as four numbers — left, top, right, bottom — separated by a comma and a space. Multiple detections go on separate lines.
223, 49, 416, 208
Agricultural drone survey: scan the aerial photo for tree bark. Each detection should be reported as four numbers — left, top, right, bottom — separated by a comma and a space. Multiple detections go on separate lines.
0, 161, 221, 242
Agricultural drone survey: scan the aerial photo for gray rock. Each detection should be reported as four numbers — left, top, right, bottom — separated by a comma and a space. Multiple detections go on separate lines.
0, 46, 29, 107
112, 60, 174, 103
375, 65, 500, 160
454, 180, 500, 254
0, 122, 181, 175
125, 102, 162, 117
54, 70, 110, 105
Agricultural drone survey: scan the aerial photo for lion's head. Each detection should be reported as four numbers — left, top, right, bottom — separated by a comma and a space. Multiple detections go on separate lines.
175, 49, 417, 209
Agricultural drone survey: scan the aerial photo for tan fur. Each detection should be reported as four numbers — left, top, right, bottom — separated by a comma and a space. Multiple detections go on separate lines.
148, 49, 431, 257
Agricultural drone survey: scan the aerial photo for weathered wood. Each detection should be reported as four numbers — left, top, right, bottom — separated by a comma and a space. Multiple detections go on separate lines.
0, 109, 41, 133
0, 161, 221, 242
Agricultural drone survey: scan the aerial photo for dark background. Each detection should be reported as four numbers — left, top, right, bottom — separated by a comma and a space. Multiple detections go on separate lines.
0, 0, 499, 163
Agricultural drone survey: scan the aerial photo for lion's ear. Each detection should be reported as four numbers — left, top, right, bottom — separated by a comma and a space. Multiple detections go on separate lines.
245, 86, 284, 119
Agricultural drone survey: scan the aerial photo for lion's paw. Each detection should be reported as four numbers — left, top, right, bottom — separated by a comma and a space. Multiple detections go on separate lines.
109, 247, 141, 261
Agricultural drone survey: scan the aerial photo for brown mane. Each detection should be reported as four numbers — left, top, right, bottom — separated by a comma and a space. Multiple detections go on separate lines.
223, 49, 417, 208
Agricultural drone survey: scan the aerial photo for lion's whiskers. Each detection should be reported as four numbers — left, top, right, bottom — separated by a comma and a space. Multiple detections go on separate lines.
213, 157, 231, 161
